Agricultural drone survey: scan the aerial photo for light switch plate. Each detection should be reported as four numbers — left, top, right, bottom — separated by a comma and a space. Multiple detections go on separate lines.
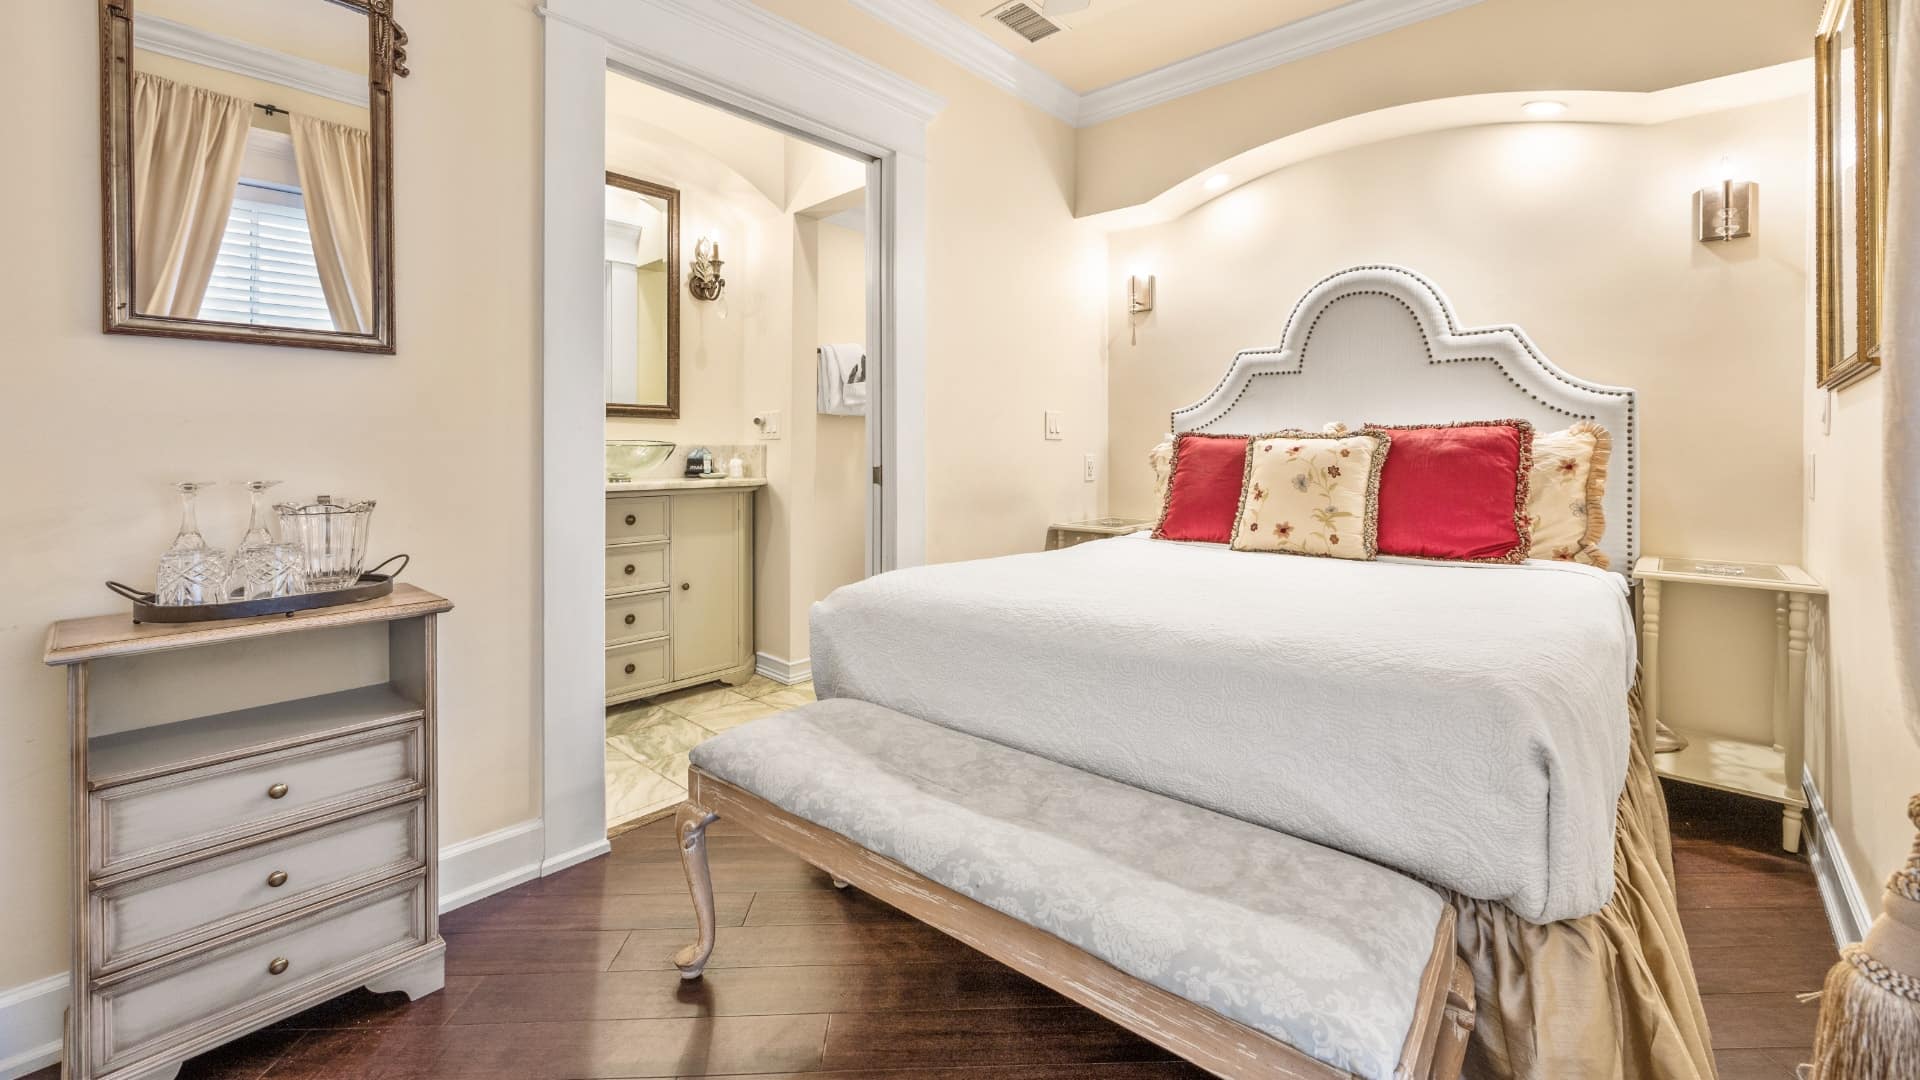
1083, 453, 1096, 482
755, 410, 782, 440
1044, 411, 1063, 441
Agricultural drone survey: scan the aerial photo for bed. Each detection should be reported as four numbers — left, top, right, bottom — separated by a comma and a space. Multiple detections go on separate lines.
812, 266, 1712, 1080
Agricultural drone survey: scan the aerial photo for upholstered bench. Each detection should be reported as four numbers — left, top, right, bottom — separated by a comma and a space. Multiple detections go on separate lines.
672, 699, 1474, 1080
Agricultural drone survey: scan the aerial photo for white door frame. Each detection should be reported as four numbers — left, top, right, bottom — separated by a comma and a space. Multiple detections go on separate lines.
538, 0, 941, 872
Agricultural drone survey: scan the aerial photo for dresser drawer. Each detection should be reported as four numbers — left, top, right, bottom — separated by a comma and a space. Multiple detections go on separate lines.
94, 723, 422, 876
607, 639, 670, 700
606, 495, 669, 544
94, 800, 424, 974
606, 591, 670, 646
605, 543, 669, 595
96, 878, 426, 1070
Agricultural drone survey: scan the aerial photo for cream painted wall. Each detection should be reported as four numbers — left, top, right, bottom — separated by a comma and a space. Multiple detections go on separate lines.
1074, 0, 1816, 215
1803, 346, 1920, 912
0, 0, 542, 990
1107, 99, 1810, 740
812, 220, 870, 606
759, 0, 1109, 563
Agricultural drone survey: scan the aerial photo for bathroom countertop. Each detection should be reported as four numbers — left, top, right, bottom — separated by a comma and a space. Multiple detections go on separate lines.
607, 477, 769, 493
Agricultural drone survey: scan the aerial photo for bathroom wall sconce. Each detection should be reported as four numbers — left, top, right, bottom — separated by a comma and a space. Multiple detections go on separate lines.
1695, 160, 1756, 243
1127, 273, 1155, 345
689, 237, 727, 301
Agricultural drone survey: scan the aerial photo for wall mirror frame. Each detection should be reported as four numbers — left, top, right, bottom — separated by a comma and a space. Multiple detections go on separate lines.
1815, 0, 1889, 390
98, 0, 409, 354
604, 171, 681, 420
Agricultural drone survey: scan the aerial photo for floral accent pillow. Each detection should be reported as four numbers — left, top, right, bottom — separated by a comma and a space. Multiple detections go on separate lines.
1526, 421, 1612, 568
1148, 435, 1174, 503
1230, 431, 1390, 560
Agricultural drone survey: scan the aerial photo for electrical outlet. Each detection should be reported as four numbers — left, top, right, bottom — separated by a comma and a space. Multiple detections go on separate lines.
1083, 454, 1096, 483
755, 410, 782, 440
1044, 411, 1063, 441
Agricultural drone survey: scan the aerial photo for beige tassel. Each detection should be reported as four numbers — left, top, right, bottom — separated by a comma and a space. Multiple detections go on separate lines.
1810, 795, 1920, 1079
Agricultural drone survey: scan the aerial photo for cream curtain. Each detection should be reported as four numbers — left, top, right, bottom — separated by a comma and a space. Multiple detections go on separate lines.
131, 72, 251, 318
290, 114, 374, 335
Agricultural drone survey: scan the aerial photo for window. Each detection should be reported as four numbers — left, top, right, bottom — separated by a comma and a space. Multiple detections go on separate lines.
198, 183, 335, 331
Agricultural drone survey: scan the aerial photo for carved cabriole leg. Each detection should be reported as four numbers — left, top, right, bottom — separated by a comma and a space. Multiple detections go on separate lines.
1640, 579, 1662, 763
1783, 594, 1810, 853
674, 802, 720, 979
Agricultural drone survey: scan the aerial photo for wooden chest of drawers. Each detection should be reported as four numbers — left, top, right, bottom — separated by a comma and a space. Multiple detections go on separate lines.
45, 585, 453, 1080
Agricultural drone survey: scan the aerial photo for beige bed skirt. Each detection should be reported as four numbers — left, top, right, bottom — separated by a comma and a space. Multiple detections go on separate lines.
1447, 679, 1716, 1080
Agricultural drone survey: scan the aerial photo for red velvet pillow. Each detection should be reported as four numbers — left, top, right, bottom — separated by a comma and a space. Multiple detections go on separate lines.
1366, 420, 1534, 563
1152, 432, 1250, 544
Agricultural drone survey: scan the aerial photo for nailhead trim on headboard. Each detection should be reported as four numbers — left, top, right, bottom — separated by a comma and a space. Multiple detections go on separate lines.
1166, 265, 1639, 564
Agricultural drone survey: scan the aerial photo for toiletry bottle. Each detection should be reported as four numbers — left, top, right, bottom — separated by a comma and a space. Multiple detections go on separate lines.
728, 455, 744, 479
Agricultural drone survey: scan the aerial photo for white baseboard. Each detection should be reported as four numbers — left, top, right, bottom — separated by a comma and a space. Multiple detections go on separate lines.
439, 818, 544, 913
541, 836, 612, 876
1803, 766, 1871, 947
755, 652, 811, 684
0, 973, 66, 1080
0, 818, 565, 1077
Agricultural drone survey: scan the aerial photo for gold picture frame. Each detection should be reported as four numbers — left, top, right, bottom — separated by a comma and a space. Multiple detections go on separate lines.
1816, 0, 1890, 390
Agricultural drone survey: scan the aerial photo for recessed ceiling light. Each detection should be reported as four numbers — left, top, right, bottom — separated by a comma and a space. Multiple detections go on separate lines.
1204, 173, 1231, 192
1522, 100, 1568, 118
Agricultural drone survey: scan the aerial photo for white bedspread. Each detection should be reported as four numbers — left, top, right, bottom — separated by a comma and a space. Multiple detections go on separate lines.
810, 535, 1636, 923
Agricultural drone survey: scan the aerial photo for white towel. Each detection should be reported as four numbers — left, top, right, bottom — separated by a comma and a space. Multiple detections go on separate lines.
817, 343, 867, 416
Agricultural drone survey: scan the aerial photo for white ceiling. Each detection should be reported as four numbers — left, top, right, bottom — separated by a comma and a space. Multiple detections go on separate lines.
932, 0, 1349, 92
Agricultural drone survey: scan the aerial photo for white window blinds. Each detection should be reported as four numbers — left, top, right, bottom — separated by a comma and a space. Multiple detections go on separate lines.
197, 186, 336, 332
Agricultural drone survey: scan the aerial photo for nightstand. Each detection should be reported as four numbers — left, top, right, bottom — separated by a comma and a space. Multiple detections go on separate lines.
1632, 556, 1826, 852
1045, 517, 1152, 551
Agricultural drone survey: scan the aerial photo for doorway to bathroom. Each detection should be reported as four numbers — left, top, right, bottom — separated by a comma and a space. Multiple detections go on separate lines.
539, 0, 937, 874
598, 71, 877, 831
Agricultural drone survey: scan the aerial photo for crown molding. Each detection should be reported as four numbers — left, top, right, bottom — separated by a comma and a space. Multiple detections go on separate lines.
847, 0, 1484, 128
1077, 0, 1484, 125
846, 0, 1080, 124
133, 13, 370, 109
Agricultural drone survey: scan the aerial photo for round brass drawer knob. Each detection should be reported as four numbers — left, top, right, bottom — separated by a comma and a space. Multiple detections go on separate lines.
266, 870, 289, 888
268, 957, 289, 976
624, 663, 637, 675
624, 564, 636, 575
625, 514, 637, 526
267, 783, 289, 800
680, 582, 691, 591
623, 613, 636, 625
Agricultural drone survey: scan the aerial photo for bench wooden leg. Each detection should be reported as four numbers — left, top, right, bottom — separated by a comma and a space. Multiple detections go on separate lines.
1429, 959, 1477, 1080
673, 802, 720, 980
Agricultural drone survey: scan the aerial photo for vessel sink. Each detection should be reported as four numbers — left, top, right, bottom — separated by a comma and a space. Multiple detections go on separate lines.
606, 439, 675, 481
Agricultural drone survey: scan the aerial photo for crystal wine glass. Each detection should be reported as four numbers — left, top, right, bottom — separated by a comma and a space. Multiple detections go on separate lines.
228, 481, 306, 600
155, 482, 227, 605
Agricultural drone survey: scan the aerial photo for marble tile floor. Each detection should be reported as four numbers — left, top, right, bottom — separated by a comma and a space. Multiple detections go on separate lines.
605, 675, 816, 829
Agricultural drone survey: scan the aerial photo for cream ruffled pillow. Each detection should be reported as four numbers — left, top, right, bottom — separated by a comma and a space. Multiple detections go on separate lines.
1526, 421, 1612, 568
1148, 435, 1174, 502
1231, 431, 1389, 560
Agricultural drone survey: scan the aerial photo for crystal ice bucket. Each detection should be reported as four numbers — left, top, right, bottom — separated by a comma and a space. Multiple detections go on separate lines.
275, 495, 376, 591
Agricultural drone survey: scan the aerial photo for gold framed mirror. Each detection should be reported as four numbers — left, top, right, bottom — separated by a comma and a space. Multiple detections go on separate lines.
604, 172, 681, 420
99, 0, 408, 353
1815, 0, 1889, 390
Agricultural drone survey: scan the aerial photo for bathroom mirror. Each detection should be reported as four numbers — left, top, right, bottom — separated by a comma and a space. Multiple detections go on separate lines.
99, 0, 407, 353
605, 173, 681, 419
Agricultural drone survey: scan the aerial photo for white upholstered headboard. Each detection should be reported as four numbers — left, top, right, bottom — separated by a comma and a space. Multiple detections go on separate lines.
1172, 265, 1639, 572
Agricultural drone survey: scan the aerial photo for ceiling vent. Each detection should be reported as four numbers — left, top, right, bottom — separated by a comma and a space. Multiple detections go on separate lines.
988, 2, 1063, 44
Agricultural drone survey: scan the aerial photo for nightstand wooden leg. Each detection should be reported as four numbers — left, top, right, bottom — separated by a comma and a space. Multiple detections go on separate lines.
1640, 580, 1661, 763
1784, 594, 1810, 853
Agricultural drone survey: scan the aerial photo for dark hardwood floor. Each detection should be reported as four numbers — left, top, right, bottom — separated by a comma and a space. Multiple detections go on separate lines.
36, 782, 1834, 1079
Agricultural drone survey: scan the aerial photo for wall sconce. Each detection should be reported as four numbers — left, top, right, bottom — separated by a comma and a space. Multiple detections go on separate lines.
1695, 158, 1756, 243
689, 237, 727, 301
1127, 272, 1155, 345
